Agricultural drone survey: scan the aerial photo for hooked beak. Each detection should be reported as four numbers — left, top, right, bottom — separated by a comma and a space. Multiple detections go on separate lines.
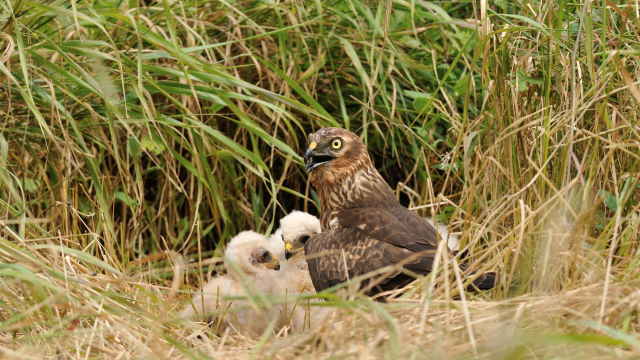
284, 241, 303, 260
304, 148, 334, 173
285, 241, 294, 260
263, 255, 281, 271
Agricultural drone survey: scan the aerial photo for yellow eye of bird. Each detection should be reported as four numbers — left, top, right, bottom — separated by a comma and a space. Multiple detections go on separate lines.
332, 139, 342, 149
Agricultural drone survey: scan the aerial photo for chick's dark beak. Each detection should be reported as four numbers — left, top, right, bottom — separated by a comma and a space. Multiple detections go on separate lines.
285, 241, 294, 260
261, 251, 281, 271
265, 257, 280, 271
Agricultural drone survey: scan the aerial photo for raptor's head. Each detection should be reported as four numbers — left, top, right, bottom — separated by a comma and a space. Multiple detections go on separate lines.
304, 128, 369, 174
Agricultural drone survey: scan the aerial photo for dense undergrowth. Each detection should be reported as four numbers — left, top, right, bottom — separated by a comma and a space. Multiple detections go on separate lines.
0, 0, 639, 358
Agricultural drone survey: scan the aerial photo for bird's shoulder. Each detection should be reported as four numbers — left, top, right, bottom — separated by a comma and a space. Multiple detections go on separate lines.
330, 206, 439, 251
390, 205, 441, 242
306, 227, 378, 251
303, 226, 436, 294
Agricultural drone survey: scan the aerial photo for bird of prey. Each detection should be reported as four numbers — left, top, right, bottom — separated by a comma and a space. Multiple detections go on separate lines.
270, 210, 321, 294
181, 231, 283, 336
268, 211, 326, 330
286, 127, 495, 299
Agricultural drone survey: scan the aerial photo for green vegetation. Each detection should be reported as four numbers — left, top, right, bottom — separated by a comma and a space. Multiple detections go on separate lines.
0, 0, 639, 358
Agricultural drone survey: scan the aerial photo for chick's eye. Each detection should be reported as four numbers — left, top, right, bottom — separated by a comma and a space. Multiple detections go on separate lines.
261, 252, 271, 262
300, 235, 311, 244
331, 139, 342, 149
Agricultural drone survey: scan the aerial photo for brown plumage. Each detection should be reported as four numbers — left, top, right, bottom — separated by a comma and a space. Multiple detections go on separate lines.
296, 127, 495, 299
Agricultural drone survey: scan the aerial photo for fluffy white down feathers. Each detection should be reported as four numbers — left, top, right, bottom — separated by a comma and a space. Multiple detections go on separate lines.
269, 211, 320, 295
181, 231, 285, 336
425, 217, 460, 251
182, 212, 325, 335
268, 211, 324, 331
267, 228, 285, 263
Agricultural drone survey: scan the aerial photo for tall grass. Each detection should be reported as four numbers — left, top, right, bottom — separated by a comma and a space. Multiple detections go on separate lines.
0, 0, 639, 358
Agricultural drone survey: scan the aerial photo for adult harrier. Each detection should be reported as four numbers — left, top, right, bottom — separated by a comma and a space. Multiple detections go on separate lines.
285, 128, 495, 299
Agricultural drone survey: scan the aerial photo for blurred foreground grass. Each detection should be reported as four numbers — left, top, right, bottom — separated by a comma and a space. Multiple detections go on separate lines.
0, 0, 639, 358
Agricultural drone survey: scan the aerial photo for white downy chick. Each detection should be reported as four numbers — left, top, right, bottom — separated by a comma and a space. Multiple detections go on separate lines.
425, 217, 460, 252
270, 211, 325, 332
278, 210, 321, 295
181, 231, 283, 336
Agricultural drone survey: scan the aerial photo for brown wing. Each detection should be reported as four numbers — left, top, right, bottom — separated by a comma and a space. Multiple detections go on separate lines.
389, 207, 497, 289
336, 207, 440, 251
304, 227, 436, 295
391, 205, 442, 242
330, 207, 495, 291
